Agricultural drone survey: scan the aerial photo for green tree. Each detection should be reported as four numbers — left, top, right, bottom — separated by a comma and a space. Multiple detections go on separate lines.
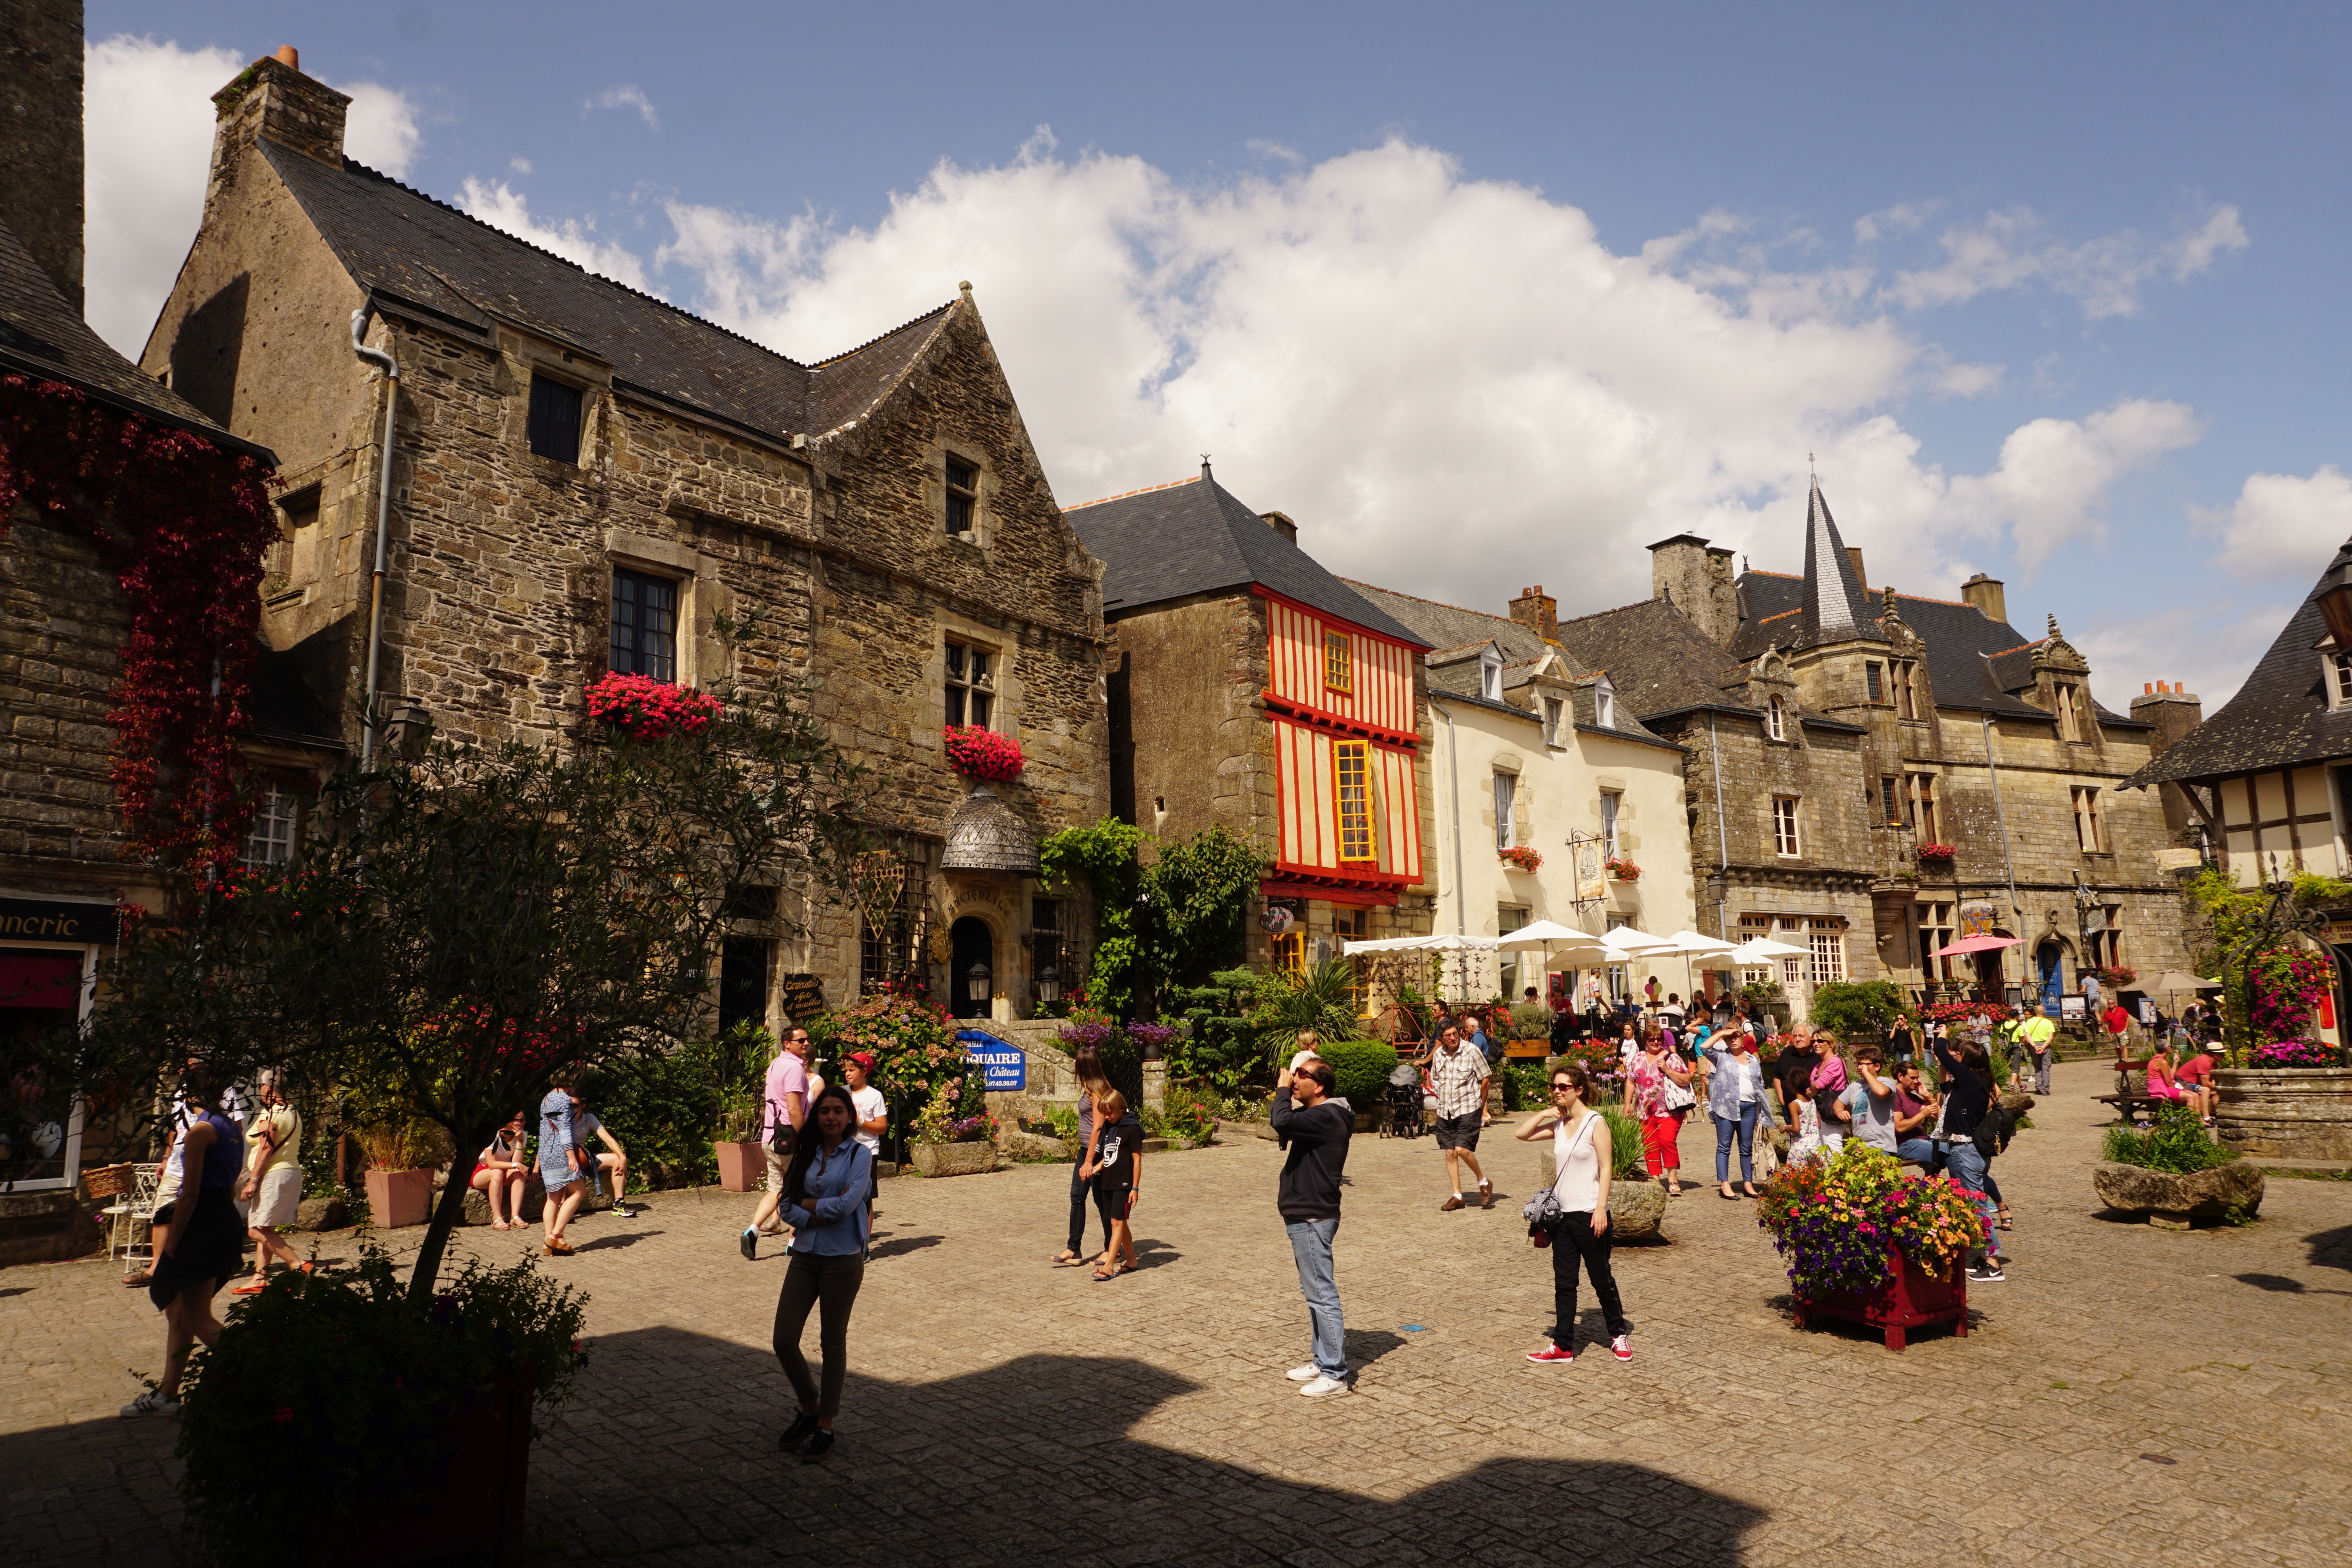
1141, 824, 1269, 985
1039, 817, 1146, 1015
85, 667, 871, 1304
1806, 980, 1908, 1039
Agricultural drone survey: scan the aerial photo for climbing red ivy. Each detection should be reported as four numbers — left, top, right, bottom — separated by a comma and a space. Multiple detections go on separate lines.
0, 375, 279, 869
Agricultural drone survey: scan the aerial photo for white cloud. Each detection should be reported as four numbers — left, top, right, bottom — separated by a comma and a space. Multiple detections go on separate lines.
510, 156, 533, 175
2195, 465, 2352, 581
1887, 203, 2248, 320
637, 137, 2205, 615
587, 84, 659, 129
2073, 600, 2290, 714
456, 179, 651, 289
341, 81, 422, 176
1941, 399, 2206, 571
83, 36, 423, 355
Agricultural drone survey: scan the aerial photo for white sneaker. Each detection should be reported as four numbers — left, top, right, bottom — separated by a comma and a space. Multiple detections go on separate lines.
1286, 1363, 1319, 1381
1297, 1374, 1351, 1398
119, 1388, 179, 1419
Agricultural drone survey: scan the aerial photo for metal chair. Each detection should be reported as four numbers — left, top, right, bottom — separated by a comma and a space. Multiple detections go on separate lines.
103, 1164, 161, 1273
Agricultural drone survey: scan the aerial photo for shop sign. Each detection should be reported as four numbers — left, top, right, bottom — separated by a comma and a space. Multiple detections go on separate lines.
0, 898, 116, 944
956, 1030, 1027, 1091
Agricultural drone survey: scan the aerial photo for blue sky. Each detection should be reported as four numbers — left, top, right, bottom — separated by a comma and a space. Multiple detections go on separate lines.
86, 2, 2352, 707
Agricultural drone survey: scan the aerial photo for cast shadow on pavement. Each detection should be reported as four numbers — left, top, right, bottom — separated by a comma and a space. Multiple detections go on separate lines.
0, 1328, 1766, 1567
570, 1229, 660, 1253
866, 1233, 943, 1260
2306, 1222, 2352, 1275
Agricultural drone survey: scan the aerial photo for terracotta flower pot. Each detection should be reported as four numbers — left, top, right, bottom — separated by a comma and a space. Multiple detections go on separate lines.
1792, 1246, 1967, 1351
365, 1166, 433, 1230
715, 1140, 767, 1193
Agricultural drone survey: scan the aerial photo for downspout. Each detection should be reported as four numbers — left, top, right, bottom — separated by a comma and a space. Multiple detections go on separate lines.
1977, 689, 2024, 931
1709, 711, 1729, 938
1439, 697, 1468, 1004
350, 306, 400, 769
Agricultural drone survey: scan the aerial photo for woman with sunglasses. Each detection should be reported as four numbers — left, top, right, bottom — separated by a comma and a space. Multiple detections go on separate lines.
1514, 1065, 1631, 1364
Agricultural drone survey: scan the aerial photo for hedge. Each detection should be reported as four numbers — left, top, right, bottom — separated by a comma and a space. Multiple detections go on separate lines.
1318, 1039, 1401, 1106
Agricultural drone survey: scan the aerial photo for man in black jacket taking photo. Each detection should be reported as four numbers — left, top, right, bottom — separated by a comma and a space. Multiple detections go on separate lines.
1271, 1054, 1352, 1398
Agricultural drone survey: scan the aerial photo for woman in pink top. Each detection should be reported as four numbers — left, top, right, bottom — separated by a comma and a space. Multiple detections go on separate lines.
2143, 1045, 2186, 1107
1622, 1028, 1695, 1196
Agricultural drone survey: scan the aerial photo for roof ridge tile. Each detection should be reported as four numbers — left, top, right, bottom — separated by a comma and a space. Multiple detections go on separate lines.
1062, 474, 1204, 512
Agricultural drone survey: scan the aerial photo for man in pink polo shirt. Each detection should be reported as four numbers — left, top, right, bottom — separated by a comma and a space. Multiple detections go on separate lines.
740, 1027, 811, 1260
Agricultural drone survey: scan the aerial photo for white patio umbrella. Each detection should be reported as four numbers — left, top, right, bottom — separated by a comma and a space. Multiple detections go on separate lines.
1729, 935, 1809, 964
1659, 929, 1740, 1015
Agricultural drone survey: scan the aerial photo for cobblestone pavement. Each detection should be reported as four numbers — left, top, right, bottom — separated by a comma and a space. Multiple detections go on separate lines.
7, 1059, 2350, 1566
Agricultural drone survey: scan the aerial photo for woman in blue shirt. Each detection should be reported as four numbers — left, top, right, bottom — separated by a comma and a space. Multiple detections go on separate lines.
771, 1084, 873, 1462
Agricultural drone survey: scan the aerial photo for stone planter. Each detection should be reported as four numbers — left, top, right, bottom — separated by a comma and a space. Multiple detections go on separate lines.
365, 1166, 434, 1229
715, 1139, 768, 1193
2215, 1067, 2352, 1161
2091, 1160, 2266, 1229
1793, 1247, 1968, 1351
910, 1140, 997, 1178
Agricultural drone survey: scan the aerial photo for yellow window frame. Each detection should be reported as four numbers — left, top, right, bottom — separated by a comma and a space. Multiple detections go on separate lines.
1271, 932, 1304, 978
1333, 740, 1375, 863
1322, 629, 1354, 694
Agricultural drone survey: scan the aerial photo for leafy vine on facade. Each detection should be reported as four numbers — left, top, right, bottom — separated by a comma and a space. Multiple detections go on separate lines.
0, 375, 279, 867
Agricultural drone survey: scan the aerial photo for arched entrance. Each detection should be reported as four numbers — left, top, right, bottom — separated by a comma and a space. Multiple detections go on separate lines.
948, 916, 995, 1019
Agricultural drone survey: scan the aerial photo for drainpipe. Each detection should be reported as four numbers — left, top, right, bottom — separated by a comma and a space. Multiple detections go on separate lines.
350, 306, 400, 770
1439, 698, 1468, 1004
1977, 677, 2025, 986
1709, 711, 1729, 938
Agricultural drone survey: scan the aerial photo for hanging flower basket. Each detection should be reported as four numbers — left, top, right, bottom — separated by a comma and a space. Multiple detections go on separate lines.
1915, 844, 1957, 861
1604, 856, 1641, 882
2090, 964, 2138, 988
585, 673, 721, 740
944, 725, 1024, 781
1500, 845, 1544, 872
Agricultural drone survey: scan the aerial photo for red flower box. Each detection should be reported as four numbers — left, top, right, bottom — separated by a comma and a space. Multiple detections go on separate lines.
1792, 1246, 1968, 1350
943, 725, 1024, 780
1916, 844, 1957, 861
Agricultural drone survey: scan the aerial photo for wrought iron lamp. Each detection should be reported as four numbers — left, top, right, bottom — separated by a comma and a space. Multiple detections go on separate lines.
965, 960, 992, 1005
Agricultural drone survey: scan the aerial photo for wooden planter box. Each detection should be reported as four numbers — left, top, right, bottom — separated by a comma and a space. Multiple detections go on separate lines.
365, 1166, 434, 1230
1792, 1247, 1967, 1351
910, 1141, 996, 1178
320, 1372, 533, 1567
2216, 1067, 2352, 1161
715, 1140, 768, 1193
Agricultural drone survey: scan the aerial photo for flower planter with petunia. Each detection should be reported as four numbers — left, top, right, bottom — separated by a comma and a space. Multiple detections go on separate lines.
1759, 1142, 1984, 1351
1915, 844, 1957, 862
1500, 845, 1544, 872
1603, 857, 1641, 882
585, 672, 722, 740
944, 726, 1024, 781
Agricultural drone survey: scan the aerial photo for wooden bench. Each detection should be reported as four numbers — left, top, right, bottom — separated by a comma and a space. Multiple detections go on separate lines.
2097, 1061, 2163, 1124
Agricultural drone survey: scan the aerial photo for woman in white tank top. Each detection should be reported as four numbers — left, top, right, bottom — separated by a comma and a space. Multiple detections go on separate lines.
1514, 1064, 1632, 1363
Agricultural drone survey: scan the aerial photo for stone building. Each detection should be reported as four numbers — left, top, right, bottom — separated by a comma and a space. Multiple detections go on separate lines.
1344, 581, 1695, 1006
138, 49, 1108, 1025
1065, 468, 1435, 993
1553, 481, 2188, 1020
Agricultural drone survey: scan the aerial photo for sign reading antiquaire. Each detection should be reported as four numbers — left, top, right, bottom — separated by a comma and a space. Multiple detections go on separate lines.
956, 1029, 1027, 1091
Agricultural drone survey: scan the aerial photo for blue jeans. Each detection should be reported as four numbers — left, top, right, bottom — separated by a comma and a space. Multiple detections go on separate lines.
1940, 1142, 1998, 1259
1895, 1138, 1940, 1169
1713, 1102, 1759, 1183
1285, 1218, 1347, 1379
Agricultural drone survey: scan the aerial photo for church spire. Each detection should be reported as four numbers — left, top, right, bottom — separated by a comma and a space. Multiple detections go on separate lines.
1798, 477, 1884, 647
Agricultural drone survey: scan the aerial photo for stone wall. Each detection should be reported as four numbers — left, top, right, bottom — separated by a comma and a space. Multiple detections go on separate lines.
0, 0, 83, 315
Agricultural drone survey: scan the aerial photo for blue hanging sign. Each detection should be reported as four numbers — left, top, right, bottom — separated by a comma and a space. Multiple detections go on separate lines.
956, 1029, 1027, 1091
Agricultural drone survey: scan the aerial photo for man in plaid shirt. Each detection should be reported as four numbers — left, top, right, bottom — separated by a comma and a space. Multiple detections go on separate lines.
1424, 1021, 1494, 1210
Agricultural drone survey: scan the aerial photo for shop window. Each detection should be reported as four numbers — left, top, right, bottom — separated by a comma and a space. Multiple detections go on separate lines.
1807, 918, 1846, 985
1271, 931, 1304, 978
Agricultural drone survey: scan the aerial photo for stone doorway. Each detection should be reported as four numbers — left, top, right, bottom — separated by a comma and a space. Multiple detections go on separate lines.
948, 917, 995, 1019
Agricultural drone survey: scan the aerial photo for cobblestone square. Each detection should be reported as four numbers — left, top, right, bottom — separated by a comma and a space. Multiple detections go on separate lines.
6, 1061, 2349, 1566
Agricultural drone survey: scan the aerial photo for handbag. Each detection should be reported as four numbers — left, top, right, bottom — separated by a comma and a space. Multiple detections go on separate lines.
765, 1093, 796, 1159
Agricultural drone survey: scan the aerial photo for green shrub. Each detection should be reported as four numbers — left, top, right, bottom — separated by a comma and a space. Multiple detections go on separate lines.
1144, 1081, 1217, 1143
2103, 1106, 2239, 1173
1808, 980, 1906, 1039
1597, 1102, 1644, 1180
1317, 1039, 1401, 1106
1508, 1001, 1553, 1041
1502, 1059, 1551, 1111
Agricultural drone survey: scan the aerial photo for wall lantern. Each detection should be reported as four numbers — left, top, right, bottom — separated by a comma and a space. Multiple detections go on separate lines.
965, 960, 993, 1004
2317, 559, 2352, 647
1036, 964, 1060, 1004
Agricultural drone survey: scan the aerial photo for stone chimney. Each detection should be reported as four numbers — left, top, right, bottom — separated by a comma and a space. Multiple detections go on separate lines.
1260, 510, 1298, 546
2129, 680, 2203, 754
1960, 572, 2007, 624
1648, 533, 1740, 646
208, 46, 350, 206
0, 0, 86, 313
1508, 584, 1559, 644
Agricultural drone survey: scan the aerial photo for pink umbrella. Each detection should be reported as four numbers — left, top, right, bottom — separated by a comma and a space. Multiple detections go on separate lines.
1933, 934, 2020, 957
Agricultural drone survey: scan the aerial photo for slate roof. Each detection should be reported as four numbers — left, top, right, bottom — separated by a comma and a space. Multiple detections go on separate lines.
0, 216, 270, 459
263, 145, 949, 444
1732, 570, 2142, 726
1549, 597, 1755, 720
1796, 480, 1884, 648
2122, 540, 2352, 788
1343, 581, 1556, 667
1063, 472, 1426, 646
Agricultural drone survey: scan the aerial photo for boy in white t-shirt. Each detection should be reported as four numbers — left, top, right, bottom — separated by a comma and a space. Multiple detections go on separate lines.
843, 1052, 888, 1212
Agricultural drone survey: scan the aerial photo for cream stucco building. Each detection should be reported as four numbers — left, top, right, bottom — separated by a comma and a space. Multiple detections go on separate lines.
1349, 583, 1696, 1007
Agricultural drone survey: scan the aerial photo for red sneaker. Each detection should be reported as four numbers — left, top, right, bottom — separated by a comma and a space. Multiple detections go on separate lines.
1609, 1335, 1632, 1362
1525, 1344, 1575, 1364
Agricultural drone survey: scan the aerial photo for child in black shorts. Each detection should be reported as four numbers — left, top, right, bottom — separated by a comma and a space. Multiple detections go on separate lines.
1083, 1089, 1142, 1282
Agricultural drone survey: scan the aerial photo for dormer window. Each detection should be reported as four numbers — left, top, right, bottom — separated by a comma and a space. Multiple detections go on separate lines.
2327, 651, 2352, 710
1766, 696, 1786, 741
1595, 675, 1616, 730
1542, 696, 1565, 745
2056, 682, 2083, 743
1480, 650, 1503, 701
